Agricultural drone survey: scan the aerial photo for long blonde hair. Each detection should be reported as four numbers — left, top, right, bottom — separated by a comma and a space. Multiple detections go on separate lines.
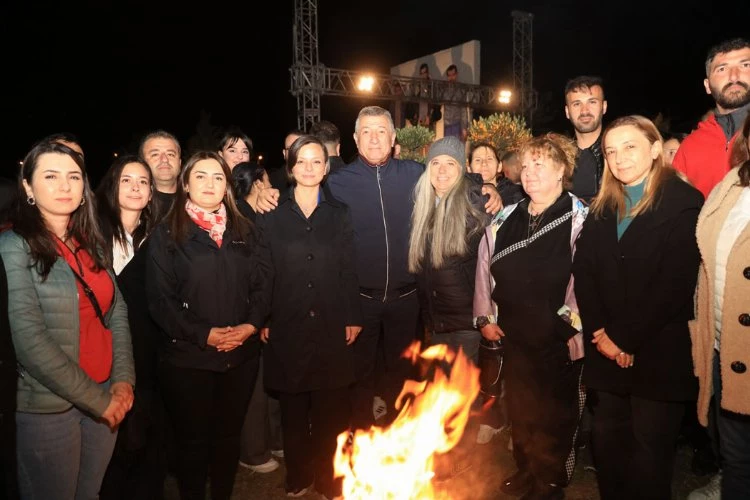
408, 165, 487, 272
591, 115, 674, 219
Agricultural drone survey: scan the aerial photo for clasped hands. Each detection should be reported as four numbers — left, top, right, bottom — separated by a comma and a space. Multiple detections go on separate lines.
208, 324, 258, 352
101, 381, 134, 429
592, 328, 634, 368
260, 325, 363, 345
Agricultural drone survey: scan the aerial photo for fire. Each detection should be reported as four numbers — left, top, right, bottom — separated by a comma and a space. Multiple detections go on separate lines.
334, 341, 481, 499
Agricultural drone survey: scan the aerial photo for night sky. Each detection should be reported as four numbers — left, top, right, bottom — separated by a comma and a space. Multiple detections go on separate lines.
3, 0, 749, 184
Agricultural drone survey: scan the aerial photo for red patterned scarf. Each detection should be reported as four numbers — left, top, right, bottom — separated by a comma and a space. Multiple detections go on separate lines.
185, 199, 227, 247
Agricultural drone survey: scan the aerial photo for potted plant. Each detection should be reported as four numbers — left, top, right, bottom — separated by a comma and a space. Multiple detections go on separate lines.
468, 112, 532, 154
395, 125, 435, 164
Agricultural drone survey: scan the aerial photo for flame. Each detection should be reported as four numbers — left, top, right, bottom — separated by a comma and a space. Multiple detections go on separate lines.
334, 341, 480, 499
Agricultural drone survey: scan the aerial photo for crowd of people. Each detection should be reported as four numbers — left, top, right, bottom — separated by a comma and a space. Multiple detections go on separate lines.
0, 37, 748, 500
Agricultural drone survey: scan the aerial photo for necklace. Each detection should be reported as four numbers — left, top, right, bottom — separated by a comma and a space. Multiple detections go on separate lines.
527, 205, 548, 238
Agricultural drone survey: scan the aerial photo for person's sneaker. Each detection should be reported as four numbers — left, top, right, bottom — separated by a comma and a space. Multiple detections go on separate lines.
687, 472, 722, 500
271, 449, 285, 458
239, 457, 279, 473
373, 396, 387, 421
476, 424, 502, 445
286, 483, 314, 497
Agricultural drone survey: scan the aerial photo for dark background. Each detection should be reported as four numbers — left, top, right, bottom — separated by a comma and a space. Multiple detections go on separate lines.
2, 0, 749, 185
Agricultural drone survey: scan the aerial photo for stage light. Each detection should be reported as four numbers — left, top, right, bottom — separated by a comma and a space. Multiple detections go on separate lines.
357, 75, 375, 92
498, 89, 512, 104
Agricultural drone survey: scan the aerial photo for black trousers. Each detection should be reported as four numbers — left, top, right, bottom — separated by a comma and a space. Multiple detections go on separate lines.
590, 390, 684, 500
99, 388, 168, 500
279, 387, 350, 497
505, 343, 582, 486
350, 292, 419, 429
0, 409, 18, 500
159, 357, 258, 500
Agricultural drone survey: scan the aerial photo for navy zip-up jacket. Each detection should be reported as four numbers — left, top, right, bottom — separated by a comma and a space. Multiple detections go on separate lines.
326, 156, 424, 291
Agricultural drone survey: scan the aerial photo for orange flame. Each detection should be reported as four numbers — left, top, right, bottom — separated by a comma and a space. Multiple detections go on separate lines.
334, 341, 480, 499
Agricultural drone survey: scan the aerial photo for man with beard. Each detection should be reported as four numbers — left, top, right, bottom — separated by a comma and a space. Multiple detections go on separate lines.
674, 38, 750, 199
564, 76, 608, 202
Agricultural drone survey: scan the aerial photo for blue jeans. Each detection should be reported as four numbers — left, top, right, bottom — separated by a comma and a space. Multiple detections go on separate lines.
714, 352, 750, 499
428, 329, 481, 366
16, 406, 117, 500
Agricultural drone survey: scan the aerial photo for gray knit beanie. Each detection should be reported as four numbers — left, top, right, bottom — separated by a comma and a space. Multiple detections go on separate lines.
426, 136, 466, 168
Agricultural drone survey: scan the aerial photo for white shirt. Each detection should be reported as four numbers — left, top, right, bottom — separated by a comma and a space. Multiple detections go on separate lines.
112, 233, 135, 276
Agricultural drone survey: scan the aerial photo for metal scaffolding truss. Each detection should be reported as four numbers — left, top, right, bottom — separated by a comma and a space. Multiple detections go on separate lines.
512, 10, 538, 125
291, 0, 535, 131
292, 0, 320, 131
290, 64, 512, 125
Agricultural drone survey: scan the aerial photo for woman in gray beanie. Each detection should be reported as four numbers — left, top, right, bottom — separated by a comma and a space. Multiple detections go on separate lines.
408, 136, 490, 475
409, 136, 489, 361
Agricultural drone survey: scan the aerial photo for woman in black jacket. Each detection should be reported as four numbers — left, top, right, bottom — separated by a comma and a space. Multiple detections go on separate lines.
257, 135, 362, 499
572, 115, 703, 500
95, 156, 167, 500
474, 133, 588, 500
146, 151, 267, 500
410, 136, 489, 362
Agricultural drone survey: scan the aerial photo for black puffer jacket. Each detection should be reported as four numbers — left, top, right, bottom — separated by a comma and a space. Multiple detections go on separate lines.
416, 187, 488, 334
146, 220, 268, 372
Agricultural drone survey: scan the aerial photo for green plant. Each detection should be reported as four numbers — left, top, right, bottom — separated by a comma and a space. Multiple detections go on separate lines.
468, 113, 532, 155
396, 125, 435, 164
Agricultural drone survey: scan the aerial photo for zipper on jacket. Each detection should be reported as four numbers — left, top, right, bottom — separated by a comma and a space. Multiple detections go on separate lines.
376, 166, 390, 302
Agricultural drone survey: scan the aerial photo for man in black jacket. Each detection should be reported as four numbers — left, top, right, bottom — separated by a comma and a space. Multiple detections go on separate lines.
564, 76, 607, 203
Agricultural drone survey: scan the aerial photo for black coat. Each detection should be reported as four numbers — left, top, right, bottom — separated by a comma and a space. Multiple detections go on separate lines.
256, 189, 362, 393
111, 238, 167, 451
416, 187, 489, 334
572, 174, 703, 401
146, 220, 267, 372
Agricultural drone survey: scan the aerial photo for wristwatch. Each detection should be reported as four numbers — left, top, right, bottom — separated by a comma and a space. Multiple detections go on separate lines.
476, 316, 491, 329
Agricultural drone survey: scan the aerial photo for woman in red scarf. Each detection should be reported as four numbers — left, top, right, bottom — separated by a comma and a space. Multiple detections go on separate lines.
146, 151, 268, 500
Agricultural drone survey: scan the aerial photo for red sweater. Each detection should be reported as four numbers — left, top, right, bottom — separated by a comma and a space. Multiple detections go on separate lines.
57, 241, 115, 383
673, 114, 737, 199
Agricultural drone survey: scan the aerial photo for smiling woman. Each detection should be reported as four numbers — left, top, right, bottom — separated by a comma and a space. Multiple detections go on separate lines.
145, 150, 268, 500
573, 115, 705, 499
0, 140, 135, 500
256, 135, 363, 499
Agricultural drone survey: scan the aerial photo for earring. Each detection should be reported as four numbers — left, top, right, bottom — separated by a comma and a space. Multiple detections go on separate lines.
80, 198, 86, 206
26, 196, 35, 206
557, 177, 563, 181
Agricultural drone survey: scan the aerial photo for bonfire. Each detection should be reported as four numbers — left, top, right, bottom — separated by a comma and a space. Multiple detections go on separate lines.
334, 341, 481, 499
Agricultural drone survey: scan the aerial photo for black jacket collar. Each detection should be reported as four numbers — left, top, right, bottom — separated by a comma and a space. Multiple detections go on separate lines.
279, 186, 343, 209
